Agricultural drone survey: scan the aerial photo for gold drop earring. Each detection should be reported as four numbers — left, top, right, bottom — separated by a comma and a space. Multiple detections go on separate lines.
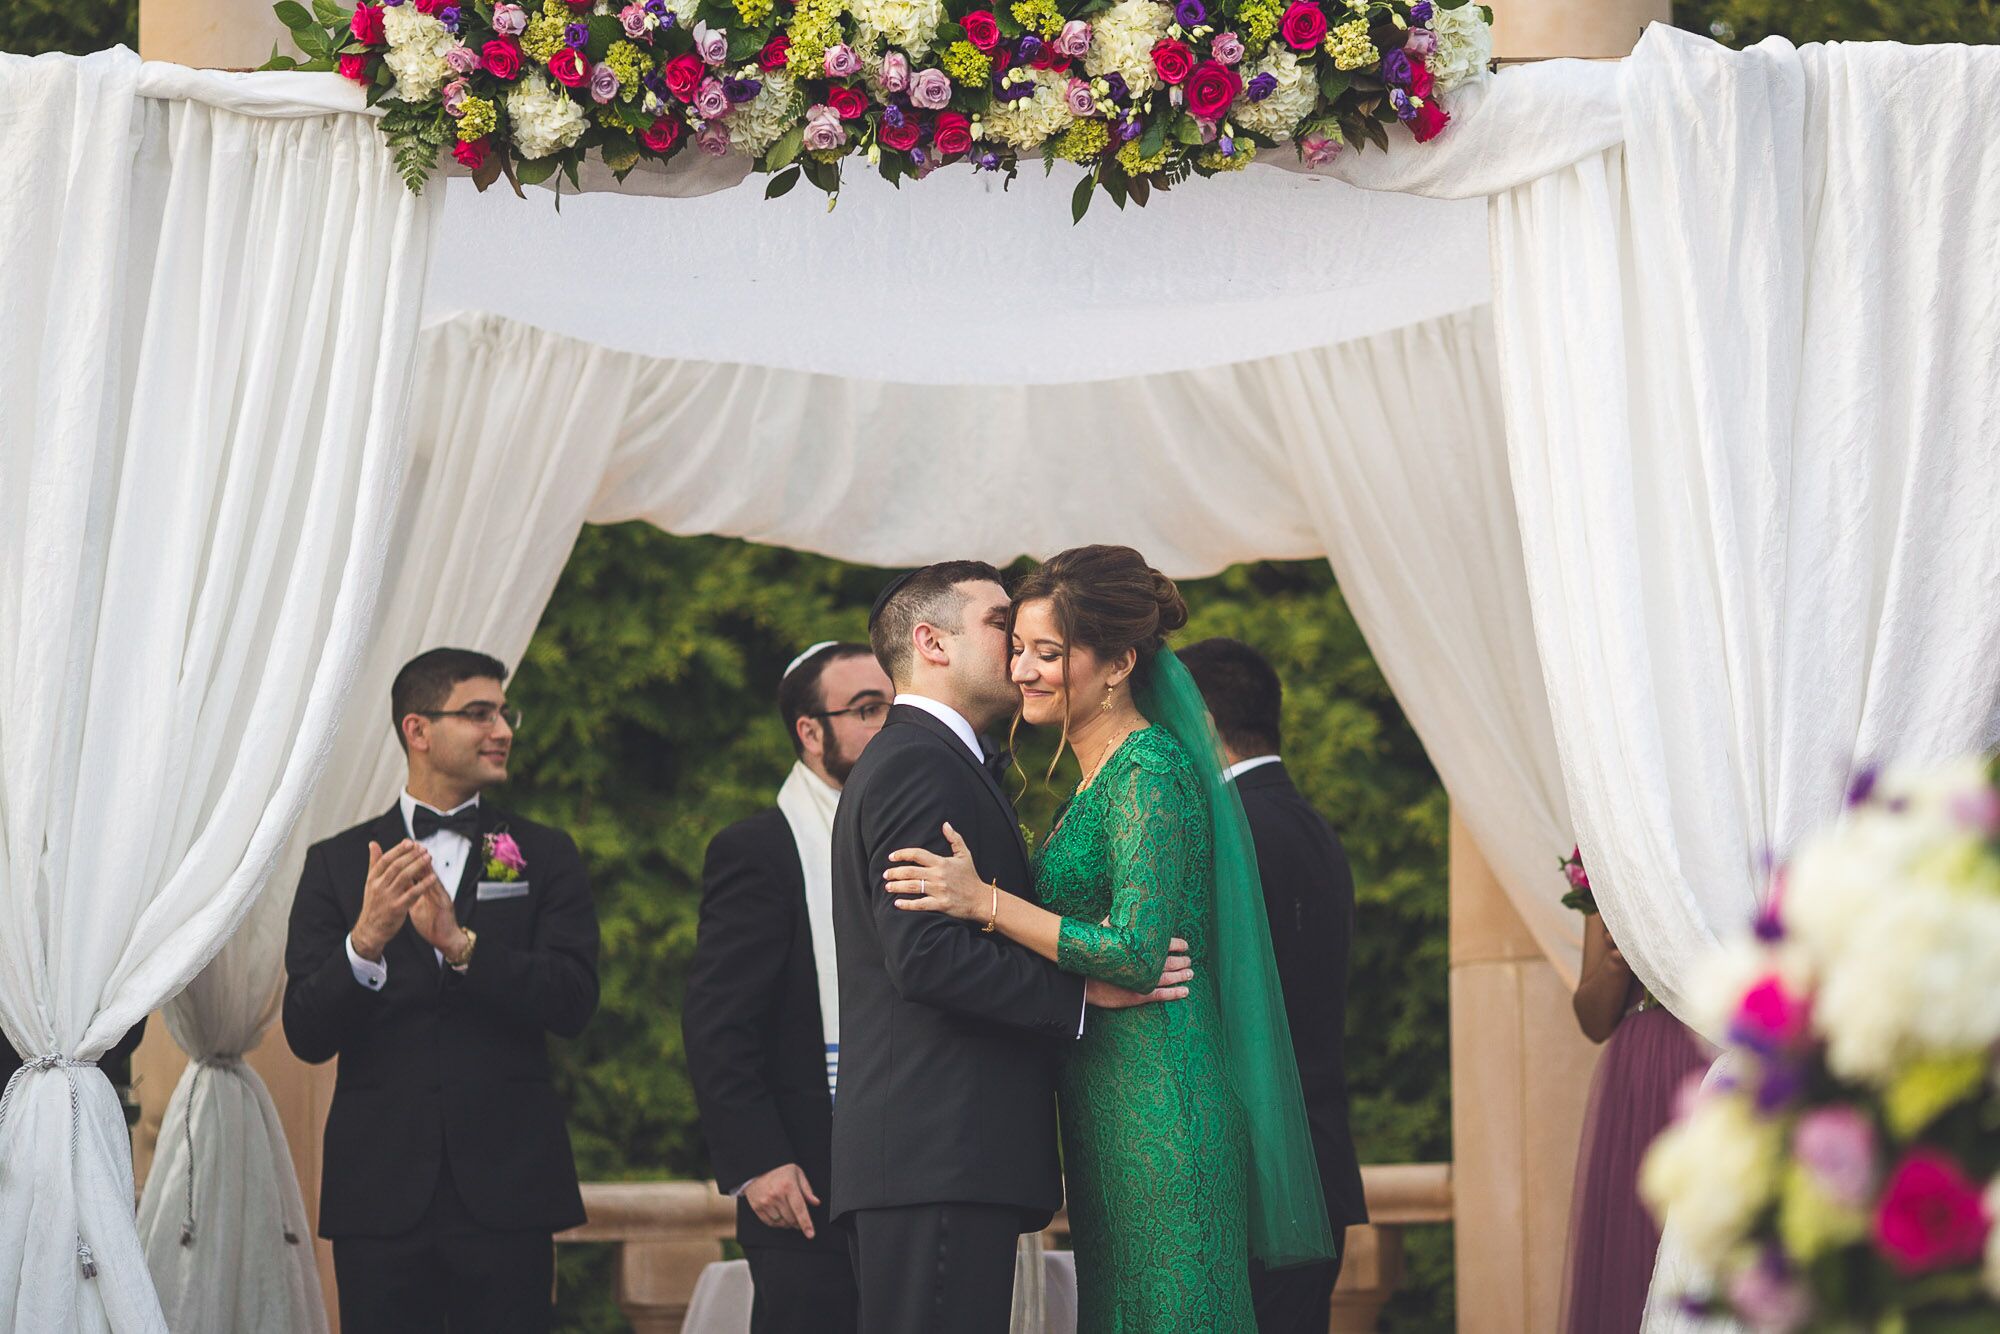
1102, 684, 1116, 714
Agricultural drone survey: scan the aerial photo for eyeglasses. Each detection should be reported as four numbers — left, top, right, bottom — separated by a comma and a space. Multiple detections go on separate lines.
814, 701, 891, 725
419, 704, 522, 730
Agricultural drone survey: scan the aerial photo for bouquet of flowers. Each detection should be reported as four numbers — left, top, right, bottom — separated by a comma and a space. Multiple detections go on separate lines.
1560, 842, 1595, 915
264, 0, 1491, 212
1638, 757, 2000, 1332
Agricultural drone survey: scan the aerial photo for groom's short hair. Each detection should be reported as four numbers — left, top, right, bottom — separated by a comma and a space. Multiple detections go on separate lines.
1179, 637, 1282, 757
390, 647, 509, 751
870, 560, 1005, 685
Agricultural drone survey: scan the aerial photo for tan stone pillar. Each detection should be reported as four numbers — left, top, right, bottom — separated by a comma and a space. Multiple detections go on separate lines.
140, 0, 292, 69
1489, 0, 1670, 61
1448, 814, 1601, 1334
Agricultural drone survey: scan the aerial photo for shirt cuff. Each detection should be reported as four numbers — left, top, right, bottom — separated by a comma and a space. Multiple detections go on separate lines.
346, 934, 388, 991
1077, 990, 1087, 1038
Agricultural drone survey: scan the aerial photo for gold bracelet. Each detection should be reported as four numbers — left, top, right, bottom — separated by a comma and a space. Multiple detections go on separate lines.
982, 881, 1000, 933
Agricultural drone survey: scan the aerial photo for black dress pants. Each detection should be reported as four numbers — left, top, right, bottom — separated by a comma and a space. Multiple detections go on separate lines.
744, 1241, 860, 1334
331, 1157, 554, 1334
1250, 1246, 1347, 1334
849, 1202, 1024, 1334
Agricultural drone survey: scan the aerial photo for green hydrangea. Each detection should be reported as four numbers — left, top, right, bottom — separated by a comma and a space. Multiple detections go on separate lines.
1238, 0, 1281, 49
736, 0, 777, 24
942, 40, 992, 86
1054, 118, 1111, 162
1326, 18, 1377, 70
457, 95, 498, 141
1198, 140, 1255, 171
1115, 139, 1175, 175
522, 13, 568, 63
1010, 0, 1064, 39
605, 40, 654, 97
785, 0, 847, 77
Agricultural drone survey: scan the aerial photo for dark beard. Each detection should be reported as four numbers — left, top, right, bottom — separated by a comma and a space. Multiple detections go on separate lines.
822, 728, 857, 786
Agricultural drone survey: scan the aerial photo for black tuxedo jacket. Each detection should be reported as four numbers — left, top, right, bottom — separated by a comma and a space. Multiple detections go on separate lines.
829, 705, 1084, 1225
1237, 761, 1370, 1232
281, 800, 599, 1239
684, 806, 843, 1254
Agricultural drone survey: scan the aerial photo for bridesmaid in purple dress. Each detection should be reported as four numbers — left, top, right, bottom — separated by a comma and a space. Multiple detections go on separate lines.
1559, 866, 1710, 1334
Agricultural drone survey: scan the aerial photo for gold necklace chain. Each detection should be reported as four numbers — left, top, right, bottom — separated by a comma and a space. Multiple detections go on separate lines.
1077, 722, 1138, 792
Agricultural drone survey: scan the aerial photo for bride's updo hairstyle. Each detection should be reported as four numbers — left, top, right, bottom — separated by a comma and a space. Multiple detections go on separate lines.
1009, 545, 1188, 765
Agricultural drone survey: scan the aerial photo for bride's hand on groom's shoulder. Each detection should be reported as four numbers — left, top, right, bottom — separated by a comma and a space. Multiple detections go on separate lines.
884, 822, 988, 921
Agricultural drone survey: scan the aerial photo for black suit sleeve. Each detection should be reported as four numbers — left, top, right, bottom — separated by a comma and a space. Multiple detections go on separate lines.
283, 841, 384, 1065
865, 748, 1084, 1033
684, 824, 799, 1192
455, 830, 600, 1038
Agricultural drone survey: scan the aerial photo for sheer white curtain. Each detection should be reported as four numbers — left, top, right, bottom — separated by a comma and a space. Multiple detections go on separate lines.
0, 49, 439, 1331
1489, 27, 2000, 1326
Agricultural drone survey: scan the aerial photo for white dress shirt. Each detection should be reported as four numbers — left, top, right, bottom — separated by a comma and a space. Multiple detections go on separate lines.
345, 791, 478, 989
1223, 754, 1282, 783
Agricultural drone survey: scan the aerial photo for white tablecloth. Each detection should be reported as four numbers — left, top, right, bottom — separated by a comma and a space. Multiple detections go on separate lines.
681, 1251, 1078, 1334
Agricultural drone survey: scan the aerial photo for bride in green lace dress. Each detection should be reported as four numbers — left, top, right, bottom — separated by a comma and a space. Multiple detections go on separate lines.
884, 546, 1332, 1333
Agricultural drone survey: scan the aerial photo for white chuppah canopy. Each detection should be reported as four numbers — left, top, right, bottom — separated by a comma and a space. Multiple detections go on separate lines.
6, 22, 2000, 1334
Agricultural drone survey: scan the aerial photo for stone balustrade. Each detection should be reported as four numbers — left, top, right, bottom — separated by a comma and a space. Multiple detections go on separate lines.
557, 1162, 1452, 1334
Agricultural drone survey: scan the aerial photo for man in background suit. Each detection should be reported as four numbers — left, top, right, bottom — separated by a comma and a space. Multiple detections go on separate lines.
1182, 637, 1370, 1334
283, 647, 599, 1333
684, 640, 893, 1334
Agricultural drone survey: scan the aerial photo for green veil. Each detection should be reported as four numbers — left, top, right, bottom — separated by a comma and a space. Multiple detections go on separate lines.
1138, 649, 1336, 1268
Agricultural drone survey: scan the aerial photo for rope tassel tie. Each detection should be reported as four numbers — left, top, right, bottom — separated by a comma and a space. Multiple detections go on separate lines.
0, 1054, 104, 1279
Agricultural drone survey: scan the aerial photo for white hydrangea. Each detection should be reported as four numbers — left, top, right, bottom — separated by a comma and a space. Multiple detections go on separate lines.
1426, 2, 1492, 94
851, 0, 946, 58
382, 5, 457, 104
661, 0, 699, 29
982, 68, 1074, 151
1085, 0, 1171, 98
506, 75, 590, 160
1638, 1091, 1782, 1269
1230, 46, 1316, 141
728, 70, 803, 159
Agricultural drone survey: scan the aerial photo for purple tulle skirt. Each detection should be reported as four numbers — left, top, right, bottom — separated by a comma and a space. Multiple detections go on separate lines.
1560, 1004, 1710, 1334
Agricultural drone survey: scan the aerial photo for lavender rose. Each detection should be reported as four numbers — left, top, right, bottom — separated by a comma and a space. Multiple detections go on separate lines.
823, 42, 859, 78
1403, 27, 1437, 57
693, 76, 731, 118
1065, 77, 1096, 116
1298, 131, 1339, 167
694, 20, 730, 65
442, 77, 471, 114
909, 67, 953, 109
445, 44, 479, 75
591, 61, 621, 103
881, 50, 910, 92
491, 1, 526, 35
1054, 19, 1091, 57
802, 103, 847, 150
620, 3, 650, 37
1209, 30, 1244, 64
696, 121, 732, 155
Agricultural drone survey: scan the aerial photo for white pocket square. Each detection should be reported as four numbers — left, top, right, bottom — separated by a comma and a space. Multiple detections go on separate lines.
476, 880, 530, 900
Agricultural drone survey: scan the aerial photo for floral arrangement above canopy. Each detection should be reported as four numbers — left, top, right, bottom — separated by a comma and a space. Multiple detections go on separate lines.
267, 0, 1492, 213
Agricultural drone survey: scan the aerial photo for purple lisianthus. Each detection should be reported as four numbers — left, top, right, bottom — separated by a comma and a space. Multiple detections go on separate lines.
975, 150, 1001, 171
1054, 19, 1091, 57
1382, 47, 1413, 86
882, 101, 905, 127
1218, 133, 1234, 156
909, 67, 953, 109
802, 103, 846, 150
1018, 34, 1043, 60
1245, 71, 1276, 101
1403, 26, 1436, 56
996, 76, 1033, 101
490, 0, 525, 33
1410, 0, 1433, 21
590, 61, 621, 103
693, 76, 730, 118
1174, 0, 1205, 26
565, 20, 589, 47
1209, 30, 1244, 63
724, 75, 762, 102
823, 42, 859, 77
1845, 764, 1879, 807
440, 6, 461, 32
1104, 70, 1130, 102
1389, 87, 1416, 120
696, 121, 733, 155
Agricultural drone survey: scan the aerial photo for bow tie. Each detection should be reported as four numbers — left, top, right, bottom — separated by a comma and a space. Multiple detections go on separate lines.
412, 805, 479, 841
981, 746, 1013, 784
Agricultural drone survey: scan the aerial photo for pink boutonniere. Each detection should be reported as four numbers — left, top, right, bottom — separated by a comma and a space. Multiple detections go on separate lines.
484, 831, 526, 882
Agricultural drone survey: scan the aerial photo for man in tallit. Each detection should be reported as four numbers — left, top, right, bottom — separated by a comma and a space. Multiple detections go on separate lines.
684, 642, 889, 1334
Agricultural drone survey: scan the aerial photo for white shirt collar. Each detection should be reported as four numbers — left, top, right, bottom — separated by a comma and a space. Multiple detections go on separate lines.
1223, 754, 1282, 783
400, 789, 480, 837
893, 693, 985, 765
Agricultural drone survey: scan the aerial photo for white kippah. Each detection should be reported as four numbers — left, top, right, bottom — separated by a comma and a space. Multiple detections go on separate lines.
783, 641, 841, 679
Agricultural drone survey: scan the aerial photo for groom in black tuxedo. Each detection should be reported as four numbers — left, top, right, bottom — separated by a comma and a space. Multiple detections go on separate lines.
283, 648, 599, 1334
832, 563, 1189, 1334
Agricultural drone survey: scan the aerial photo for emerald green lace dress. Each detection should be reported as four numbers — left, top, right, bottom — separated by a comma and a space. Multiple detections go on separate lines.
1036, 725, 1256, 1333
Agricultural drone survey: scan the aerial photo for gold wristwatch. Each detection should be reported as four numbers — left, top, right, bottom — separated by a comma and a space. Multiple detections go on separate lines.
448, 928, 479, 971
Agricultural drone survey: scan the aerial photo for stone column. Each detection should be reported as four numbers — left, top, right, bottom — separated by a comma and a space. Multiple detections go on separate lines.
1447, 814, 1602, 1333
1489, 0, 1670, 61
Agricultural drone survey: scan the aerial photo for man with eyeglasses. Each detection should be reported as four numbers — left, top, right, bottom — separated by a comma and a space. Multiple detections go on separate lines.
283, 647, 600, 1333
683, 641, 892, 1334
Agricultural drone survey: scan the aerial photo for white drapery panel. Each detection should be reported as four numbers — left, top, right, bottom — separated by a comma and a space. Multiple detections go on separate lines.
402, 307, 1578, 974
1489, 29, 2000, 1324
0, 48, 438, 1332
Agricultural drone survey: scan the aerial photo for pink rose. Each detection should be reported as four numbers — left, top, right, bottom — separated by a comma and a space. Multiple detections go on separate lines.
640, 117, 683, 152
693, 20, 730, 65
880, 51, 910, 92
1410, 98, 1448, 142
488, 831, 526, 871
1184, 59, 1240, 119
1792, 1107, 1878, 1210
1064, 77, 1095, 117
591, 62, 622, 104
932, 110, 971, 156
697, 121, 732, 155
693, 76, 730, 119
1404, 26, 1437, 57
879, 117, 920, 151
548, 47, 589, 88
826, 84, 868, 120
959, 10, 1000, 52
481, 37, 523, 80
1873, 1150, 1992, 1276
1298, 132, 1340, 168
909, 67, 952, 110
1730, 975, 1811, 1050
802, 104, 847, 151
1279, 0, 1326, 52
1054, 19, 1091, 58
350, 3, 385, 46
823, 42, 859, 78
1151, 37, 1193, 85
664, 52, 704, 100
442, 77, 472, 115
452, 136, 488, 169
491, 2, 528, 37
620, 3, 651, 39
1209, 30, 1244, 64
1727, 1250, 1812, 1334
414, 0, 447, 14
445, 44, 479, 75
338, 52, 369, 82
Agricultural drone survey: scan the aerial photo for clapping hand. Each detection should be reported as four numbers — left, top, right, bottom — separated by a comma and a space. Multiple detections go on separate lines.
351, 840, 437, 961
408, 869, 469, 961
